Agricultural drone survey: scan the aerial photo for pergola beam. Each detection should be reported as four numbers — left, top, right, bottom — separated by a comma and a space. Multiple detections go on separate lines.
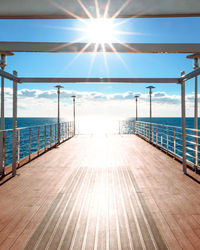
179, 67, 200, 82
1, 42, 200, 54
0, 69, 20, 82
19, 77, 179, 83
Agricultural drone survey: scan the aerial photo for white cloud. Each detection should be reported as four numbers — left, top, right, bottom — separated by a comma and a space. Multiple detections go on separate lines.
0, 87, 197, 118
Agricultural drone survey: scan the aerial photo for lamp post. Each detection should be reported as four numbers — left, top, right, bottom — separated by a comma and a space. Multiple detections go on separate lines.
135, 95, 139, 134
186, 54, 200, 172
146, 86, 155, 142
71, 95, 76, 136
0, 52, 14, 176
55, 85, 64, 145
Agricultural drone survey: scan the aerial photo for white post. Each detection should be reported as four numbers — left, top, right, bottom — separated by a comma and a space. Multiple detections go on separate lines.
0, 54, 6, 175
186, 54, 199, 171
71, 95, 76, 136
194, 58, 199, 171
135, 95, 139, 135
12, 71, 17, 177
54, 85, 63, 145
146, 86, 155, 142
181, 71, 187, 174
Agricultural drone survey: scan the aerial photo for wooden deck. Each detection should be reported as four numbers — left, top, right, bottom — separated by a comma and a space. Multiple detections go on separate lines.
0, 135, 200, 250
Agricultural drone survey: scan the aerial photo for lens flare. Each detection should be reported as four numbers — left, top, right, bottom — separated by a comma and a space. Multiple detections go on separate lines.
85, 18, 115, 43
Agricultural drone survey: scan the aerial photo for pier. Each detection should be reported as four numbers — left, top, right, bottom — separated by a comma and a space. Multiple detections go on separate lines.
1, 1, 200, 249
0, 134, 199, 250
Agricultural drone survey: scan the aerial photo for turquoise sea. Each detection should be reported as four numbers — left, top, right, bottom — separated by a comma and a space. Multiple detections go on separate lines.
1, 117, 199, 167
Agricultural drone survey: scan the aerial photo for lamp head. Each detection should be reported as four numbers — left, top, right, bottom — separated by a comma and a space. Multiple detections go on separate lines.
54, 85, 64, 89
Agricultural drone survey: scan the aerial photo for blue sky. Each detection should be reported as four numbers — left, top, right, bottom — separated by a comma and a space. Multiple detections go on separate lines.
0, 17, 200, 118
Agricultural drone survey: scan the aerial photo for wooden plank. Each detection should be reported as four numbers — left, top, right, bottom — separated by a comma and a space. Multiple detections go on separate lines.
0, 135, 200, 250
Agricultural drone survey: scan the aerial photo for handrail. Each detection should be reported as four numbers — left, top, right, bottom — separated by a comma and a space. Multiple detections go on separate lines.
136, 120, 200, 172
0, 121, 74, 176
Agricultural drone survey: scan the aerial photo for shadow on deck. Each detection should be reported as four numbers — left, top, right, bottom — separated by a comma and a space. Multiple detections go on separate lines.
0, 135, 199, 250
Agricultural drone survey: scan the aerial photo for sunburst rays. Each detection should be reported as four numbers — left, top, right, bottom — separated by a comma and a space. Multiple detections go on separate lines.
49, 0, 142, 76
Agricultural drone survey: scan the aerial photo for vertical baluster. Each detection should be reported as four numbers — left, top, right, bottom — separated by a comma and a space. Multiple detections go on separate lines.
67, 122, 69, 139
29, 128, 31, 161
38, 127, 40, 156
167, 126, 169, 151
44, 125, 46, 151
161, 125, 163, 147
156, 125, 158, 146
17, 129, 20, 166
55, 124, 57, 144
152, 124, 154, 143
2, 131, 5, 173
174, 127, 176, 154
119, 121, 120, 135
149, 123, 150, 141
62, 123, 64, 141
50, 125, 52, 147
145, 123, 147, 139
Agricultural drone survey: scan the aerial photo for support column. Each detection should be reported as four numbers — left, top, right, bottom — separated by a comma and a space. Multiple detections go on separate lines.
181, 71, 187, 174
12, 71, 17, 177
0, 52, 14, 176
186, 54, 200, 171
135, 95, 139, 135
0, 55, 6, 175
71, 95, 76, 136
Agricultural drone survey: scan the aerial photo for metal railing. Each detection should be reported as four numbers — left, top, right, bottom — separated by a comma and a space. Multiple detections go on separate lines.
0, 121, 74, 175
135, 120, 200, 171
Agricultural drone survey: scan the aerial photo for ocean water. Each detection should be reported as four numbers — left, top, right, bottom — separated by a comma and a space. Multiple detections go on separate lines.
1, 117, 199, 168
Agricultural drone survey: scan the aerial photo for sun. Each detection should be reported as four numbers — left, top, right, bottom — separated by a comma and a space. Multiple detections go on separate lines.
85, 18, 116, 44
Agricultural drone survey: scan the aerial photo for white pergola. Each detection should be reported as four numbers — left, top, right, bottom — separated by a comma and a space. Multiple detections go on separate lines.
1, 0, 200, 177
0, 0, 200, 18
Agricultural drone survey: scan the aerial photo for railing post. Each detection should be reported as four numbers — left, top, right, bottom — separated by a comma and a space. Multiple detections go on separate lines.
17, 129, 20, 166
2, 131, 5, 174
174, 127, 176, 154
149, 123, 151, 142
12, 71, 18, 177
156, 125, 158, 146
152, 124, 154, 143
181, 71, 187, 174
167, 126, 169, 152
38, 127, 40, 156
29, 127, 31, 161
44, 125, 46, 151
65, 122, 67, 139
146, 123, 147, 139
68, 122, 69, 139
50, 125, 52, 147
62, 123, 64, 141
55, 124, 56, 144
119, 121, 120, 135
161, 125, 163, 147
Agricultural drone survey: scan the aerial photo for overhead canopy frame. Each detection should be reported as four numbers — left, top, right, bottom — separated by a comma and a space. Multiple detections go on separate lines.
0, 0, 200, 19
1, 42, 200, 54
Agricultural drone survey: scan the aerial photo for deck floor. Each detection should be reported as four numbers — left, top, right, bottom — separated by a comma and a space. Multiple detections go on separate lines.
0, 135, 200, 250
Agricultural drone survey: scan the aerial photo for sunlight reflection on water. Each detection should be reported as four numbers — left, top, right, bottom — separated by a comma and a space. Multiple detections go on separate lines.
76, 117, 134, 135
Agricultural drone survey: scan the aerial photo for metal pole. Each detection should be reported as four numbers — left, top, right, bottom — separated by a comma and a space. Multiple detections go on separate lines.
135, 95, 139, 134
12, 71, 17, 177
146, 86, 155, 143
0, 53, 13, 175
0, 55, 6, 175
187, 54, 199, 171
54, 85, 63, 145
71, 95, 76, 136
193, 58, 199, 171
181, 71, 187, 174
58, 88, 60, 144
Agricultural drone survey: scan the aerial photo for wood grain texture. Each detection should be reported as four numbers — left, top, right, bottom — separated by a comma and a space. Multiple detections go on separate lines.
0, 135, 199, 250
